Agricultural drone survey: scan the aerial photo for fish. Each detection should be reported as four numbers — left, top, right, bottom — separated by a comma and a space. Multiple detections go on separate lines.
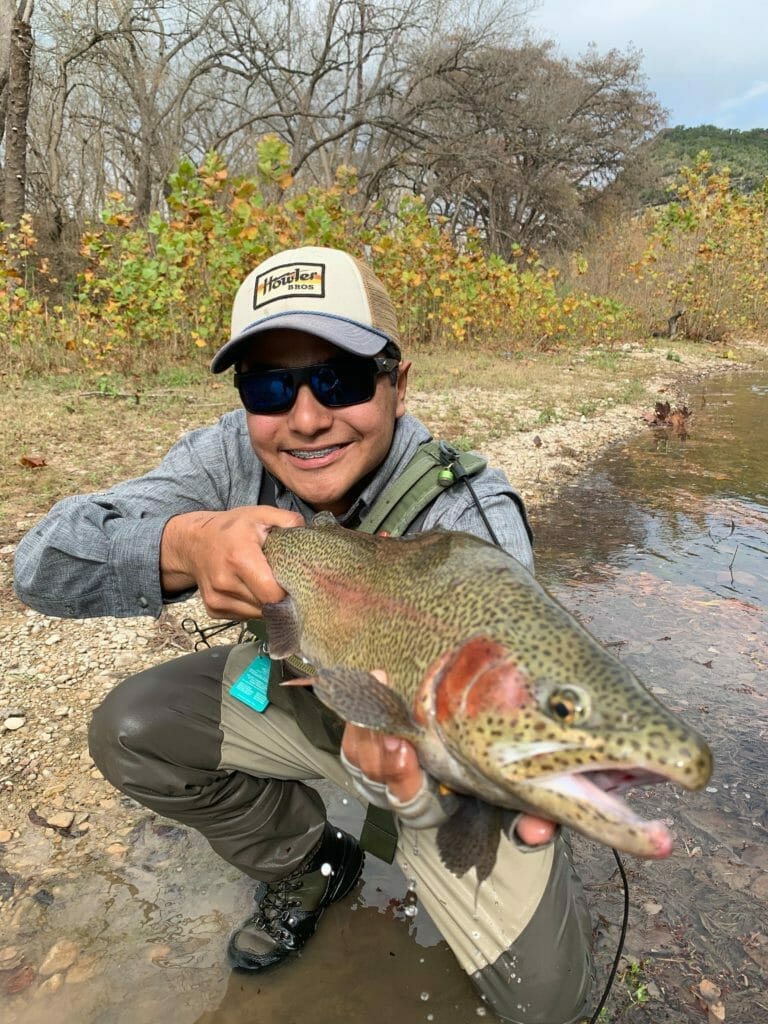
261, 512, 713, 880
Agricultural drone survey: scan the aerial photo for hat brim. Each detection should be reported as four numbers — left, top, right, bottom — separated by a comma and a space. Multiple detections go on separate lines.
211, 311, 392, 373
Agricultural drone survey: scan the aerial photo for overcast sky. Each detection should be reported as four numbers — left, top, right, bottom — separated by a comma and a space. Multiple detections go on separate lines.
528, 1, 768, 131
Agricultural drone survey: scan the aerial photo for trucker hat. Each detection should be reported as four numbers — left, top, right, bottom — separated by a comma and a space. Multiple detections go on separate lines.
211, 246, 401, 373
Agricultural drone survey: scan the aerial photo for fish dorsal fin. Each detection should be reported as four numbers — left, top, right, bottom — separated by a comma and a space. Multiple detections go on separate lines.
311, 510, 339, 529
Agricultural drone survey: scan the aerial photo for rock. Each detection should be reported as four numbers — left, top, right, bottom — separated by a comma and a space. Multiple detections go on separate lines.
66, 955, 99, 984
38, 972, 64, 995
39, 939, 79, 976
3, 717, 26, 731
0, 830, 13, 843
699, 979, 721, 1003
45, 811, 75, 830
0, 946, 24, 970
5, 964, 35, 994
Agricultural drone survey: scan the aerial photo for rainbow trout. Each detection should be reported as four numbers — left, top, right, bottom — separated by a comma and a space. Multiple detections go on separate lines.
261, 513, 712, 880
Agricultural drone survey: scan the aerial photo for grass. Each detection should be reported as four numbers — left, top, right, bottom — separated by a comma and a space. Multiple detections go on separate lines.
1, 336, 758, 537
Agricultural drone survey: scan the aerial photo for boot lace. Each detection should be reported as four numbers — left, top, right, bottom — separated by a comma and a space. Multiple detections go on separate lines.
253, 877, 304, 935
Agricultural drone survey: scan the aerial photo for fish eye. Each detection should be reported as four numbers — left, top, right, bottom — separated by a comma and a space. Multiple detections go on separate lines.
547, 688, 588, 725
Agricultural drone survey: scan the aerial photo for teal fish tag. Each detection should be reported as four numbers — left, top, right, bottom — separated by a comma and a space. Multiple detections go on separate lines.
230, 654, 271, 712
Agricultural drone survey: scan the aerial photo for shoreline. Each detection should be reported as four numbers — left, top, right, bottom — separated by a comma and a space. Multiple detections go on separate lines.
410, 342, 764, 515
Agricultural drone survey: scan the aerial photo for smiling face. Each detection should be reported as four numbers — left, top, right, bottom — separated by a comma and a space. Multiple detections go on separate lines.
242, 329, 410, 515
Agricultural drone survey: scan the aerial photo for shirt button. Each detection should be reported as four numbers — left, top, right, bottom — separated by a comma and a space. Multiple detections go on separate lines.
137, 596, 149, 608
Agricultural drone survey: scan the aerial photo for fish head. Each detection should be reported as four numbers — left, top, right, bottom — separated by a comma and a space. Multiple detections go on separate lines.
418, 635, 713, 858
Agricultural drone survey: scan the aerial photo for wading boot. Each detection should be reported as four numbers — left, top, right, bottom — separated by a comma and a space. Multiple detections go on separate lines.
227, 823, 364, 971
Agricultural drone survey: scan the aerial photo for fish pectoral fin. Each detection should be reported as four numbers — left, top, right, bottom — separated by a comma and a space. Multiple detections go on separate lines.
307, 666, 420, 739
436, 797, 502, 884
310, 510, 339, 529
261, 597, 302, 659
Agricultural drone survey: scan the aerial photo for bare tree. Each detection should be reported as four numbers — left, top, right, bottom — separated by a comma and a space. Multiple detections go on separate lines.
2, 0, 34, 229
210, 0, 530, 200
409, 40, 665, 255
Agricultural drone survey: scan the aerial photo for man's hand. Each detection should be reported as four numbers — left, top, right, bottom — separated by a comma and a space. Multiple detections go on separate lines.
341, 671, 558, 848
160, 506, 304, 620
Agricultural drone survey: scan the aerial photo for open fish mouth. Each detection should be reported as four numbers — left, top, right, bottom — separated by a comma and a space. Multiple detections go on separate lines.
522, 766, 674, 857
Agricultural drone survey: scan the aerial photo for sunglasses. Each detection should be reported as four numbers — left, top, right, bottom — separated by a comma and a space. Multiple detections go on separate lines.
234, 355, 400, 415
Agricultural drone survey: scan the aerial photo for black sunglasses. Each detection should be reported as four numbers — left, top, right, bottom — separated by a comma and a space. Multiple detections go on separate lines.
234, 355, 399, 415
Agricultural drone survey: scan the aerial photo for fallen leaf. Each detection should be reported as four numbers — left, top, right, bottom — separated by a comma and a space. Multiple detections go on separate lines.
19, 455, 47, 468
708, 1001, 726, 1023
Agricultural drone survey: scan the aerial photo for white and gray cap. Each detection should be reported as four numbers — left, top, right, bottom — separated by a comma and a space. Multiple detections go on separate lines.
211, 245, 401, 373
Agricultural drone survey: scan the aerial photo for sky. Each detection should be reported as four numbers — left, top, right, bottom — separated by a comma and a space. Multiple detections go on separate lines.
527, 1, 768, 131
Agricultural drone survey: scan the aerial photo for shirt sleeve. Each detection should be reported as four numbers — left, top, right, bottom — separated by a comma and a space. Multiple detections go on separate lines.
419, 465, 535, 573
13, 414, 249, 620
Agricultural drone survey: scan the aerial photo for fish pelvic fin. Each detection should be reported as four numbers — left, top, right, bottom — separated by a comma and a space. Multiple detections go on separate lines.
261, 596, 302, 659
436, 796, 502, 885
306, 666, 421, 740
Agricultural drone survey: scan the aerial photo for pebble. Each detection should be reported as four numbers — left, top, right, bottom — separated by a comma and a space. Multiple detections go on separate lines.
39, 939, 79, 976
45, 811, 75, 830
4, 716, 26, 731
38, 972, 64, 994
0, 829, 13, 843
0, 946, 24, 970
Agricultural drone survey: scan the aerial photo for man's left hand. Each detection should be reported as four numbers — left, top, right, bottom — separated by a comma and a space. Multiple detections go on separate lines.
340, 670, 558, 848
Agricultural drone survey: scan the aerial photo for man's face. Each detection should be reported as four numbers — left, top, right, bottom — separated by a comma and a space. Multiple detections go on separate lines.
242, 329, 409, 515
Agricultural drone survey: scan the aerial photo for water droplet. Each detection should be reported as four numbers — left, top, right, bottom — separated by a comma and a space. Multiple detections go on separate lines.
476, 1008, 487, 1016
341, 797, 349, 805
320, 862, 333, 877
705, 786, 718, 793
419, 957, 425, 964
427, 1016, 434, 1022
420, 992, 430, 1001
408, 878, 417, 890
336, 831, 343, 839
404, 904, 418, 917
471, 930, 480, 939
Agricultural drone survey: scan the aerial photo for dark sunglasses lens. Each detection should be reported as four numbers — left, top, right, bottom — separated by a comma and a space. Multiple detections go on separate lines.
238, 359, 380, 413
311, 362, 376, 407
240, 370, 295, 413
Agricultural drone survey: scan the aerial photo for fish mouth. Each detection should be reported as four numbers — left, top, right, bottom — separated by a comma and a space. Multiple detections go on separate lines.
522, 766, 674, 857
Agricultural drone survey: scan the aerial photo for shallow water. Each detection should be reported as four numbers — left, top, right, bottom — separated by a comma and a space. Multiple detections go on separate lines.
3, 370, 767, 1023
534, 370, 768, 1022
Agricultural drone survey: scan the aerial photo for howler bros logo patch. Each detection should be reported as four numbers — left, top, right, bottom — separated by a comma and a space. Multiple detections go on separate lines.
253, 262, 325, 308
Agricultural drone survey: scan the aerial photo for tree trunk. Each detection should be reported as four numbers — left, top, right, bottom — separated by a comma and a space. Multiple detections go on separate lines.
3, 6, 34, 231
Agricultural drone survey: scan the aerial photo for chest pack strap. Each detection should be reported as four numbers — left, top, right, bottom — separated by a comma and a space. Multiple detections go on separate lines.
356, 440, 486, 537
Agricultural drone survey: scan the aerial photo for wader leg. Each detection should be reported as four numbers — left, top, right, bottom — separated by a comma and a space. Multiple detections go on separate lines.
395, 826, 594, 1024
88, 645, 327, 882
91, 644, 592, 1021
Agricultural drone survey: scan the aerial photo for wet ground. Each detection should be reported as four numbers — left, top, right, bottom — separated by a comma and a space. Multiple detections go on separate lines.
2, 371, 767, 1023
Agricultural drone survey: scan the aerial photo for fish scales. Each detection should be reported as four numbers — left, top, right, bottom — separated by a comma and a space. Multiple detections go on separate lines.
261, 514, 713, 871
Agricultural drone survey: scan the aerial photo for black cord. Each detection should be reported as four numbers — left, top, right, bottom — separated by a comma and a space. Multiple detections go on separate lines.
589, 849, 630, 1024
458, 467, 630, 1021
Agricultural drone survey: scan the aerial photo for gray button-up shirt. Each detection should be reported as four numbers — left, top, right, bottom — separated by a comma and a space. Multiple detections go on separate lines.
13, 412, 533, 620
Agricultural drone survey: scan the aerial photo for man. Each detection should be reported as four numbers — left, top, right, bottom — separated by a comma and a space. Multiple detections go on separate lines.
14, 246, 592, 1023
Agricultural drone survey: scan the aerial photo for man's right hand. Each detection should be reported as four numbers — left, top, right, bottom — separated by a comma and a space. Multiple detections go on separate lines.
160, 506, 304, 620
